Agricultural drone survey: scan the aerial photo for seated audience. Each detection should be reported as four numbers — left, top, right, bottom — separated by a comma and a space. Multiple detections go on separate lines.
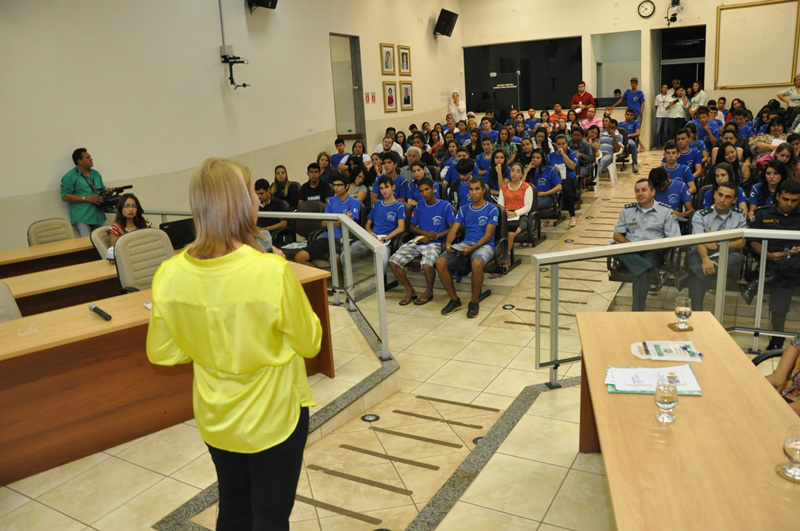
474, 137, 494, 180
371, 152, 406, 204
406, 161, 441, 206
464, 129, 481, 159
750, 117, 788, 158
684, 122, 710, 166
547, 134, 579, 226
495, 128, 518, 163
487, 149, 511, 195
331, 139, 350, 170
525, 108, 540, 130
317, 151, 337, 184
649, 167, 694, 227
373, 128, 404, 156
755, 139, 800, 180
107, 193, 151, 247
389, 177, 455, 306
351, 175, 406, 271
671, 131, 703, 186
400, 146, 433, 182
691, 106, 720, 153
516, 137, 535, 168
295, 174, 360, 266
580, 106, 603, 131
498, 162, 533, 266
613, 178, 680, 311
254, 178, 289, 232
569, 126, 594, 186
338, 140, 371, 171
347, 168, 368, 203
271, 164, 301, 209
620, 109, 642, 174
479, 118, 499, 143
436, 178, 499, 319
526, 148, 562, 210
597, 119, 623, 179
685, 181, 747, 311
299, 162, 334, 205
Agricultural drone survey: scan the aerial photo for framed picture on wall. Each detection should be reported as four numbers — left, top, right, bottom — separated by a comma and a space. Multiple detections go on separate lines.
380, 43, 395, 75
398, 45, 411, 76
399, 81, 413, 111
383, 81, 398, 112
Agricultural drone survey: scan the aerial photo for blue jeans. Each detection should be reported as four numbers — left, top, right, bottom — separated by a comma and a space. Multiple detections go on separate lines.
598, 152, 614, 176
655, 117, 669, 147
627, 139, 638, 165
73, 222, 103, 238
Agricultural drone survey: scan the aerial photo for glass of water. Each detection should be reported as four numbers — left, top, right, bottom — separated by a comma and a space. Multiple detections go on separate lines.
674, 296, 692, 330
655, 377, 678, 423
777, 426, 800, 482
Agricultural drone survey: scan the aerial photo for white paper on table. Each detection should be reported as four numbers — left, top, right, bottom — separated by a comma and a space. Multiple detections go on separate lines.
631, 341, 702, 362
606, 364, 702, 393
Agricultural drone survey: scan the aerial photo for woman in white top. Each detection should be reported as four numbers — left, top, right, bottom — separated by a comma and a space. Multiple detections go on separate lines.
689, 81, 708, 119
654, 84, 670, 148
448, 91, 467, 121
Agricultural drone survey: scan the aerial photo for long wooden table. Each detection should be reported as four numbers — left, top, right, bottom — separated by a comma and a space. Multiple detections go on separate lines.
576, 311, 800, 531
0, 237, 97, 278
0, 262, 333, 484
5, 260, 119, 316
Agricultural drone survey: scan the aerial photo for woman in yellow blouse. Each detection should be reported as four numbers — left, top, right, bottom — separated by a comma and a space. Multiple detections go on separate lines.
146, 158, 322, 531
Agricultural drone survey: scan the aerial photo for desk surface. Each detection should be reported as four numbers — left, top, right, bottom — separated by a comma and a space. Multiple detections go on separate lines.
577, 311, 800, 531
0, 261, 330, 362
0, 237, 93, 266
5, 259, 117, 299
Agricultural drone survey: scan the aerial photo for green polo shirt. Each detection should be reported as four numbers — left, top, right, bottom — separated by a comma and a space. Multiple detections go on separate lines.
60, 167, 107, 225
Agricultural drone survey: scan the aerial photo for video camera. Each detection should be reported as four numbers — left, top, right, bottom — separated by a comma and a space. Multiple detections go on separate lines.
99, 185, 134, 212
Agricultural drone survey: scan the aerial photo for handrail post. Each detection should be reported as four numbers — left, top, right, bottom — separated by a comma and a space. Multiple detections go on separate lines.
534, 257, 542, 370
327, 224, 340, 306
373, 246, 392, 360
752, 240, 769, 352
547, 263, 560, 388
340, 223, 355, 312
714, 241, 729, 321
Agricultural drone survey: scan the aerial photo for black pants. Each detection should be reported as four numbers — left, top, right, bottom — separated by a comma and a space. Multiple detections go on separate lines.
765, 257, 800, 332
562, 178, 576, 217
208, 407, 309, 531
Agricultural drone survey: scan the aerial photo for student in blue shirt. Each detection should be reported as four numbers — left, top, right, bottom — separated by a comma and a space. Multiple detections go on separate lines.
351, 175, 406, 271
650, 167, 695, 227
439, 140, 459, 176
733, 108, 755, 141
454, 121, 470, 144
473, 137, 494, 179
436, 178, 499, 319
702, 162, 748, 211
525, 108, 541, 130
671, 131, 703, 185
448, 157, 491, 209
405, 161, 441, 206
662, 140, 697, 195
479, 118, 499, 142
331, 138, 350, 169
389, 177, 455, 306
748, 160, 788, 220
684, 122, 710, 166
620, 108, 642, 174
296, 174, 362, 266
547, 135, 579, 226
608, 77, 645, 145
370, 152, 407, 204
525, 149, 562, 210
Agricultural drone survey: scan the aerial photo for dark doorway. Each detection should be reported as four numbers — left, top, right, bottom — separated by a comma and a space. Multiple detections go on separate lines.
659, 25, 706, 89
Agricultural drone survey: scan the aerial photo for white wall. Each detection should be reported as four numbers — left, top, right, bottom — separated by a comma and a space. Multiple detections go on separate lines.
0, 0, 464, 250
592, 32, 642, 99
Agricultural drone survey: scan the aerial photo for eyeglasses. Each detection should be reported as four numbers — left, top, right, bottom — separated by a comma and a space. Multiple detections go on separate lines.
122, 205, 138, 210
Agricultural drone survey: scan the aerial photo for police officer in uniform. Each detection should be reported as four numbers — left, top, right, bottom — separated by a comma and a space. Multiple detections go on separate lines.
685, 182, 747, 311
613, 178, 681, 311
741, 179, 800, 350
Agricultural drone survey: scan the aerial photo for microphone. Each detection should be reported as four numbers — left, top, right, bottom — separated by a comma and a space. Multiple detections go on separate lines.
89, 304, 112, 321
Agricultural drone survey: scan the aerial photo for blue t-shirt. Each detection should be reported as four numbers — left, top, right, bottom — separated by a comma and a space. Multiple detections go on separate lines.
454, 131, 470, 144
531, 166, 562, 194
703, 187, 747, 208
455, 202, 500, 247
480, 129, 499, 142
331, 152, 350, 168
620, 119, 640, 137
663, 164, 696, 187
410, 199, 455, 245
441, 156, 458, 174
454, 179, 471, 207
758, 124, 769, 134
691, 120, 719, 150
622, 89, 645, 114
749, 183, 777, 207
525, 118, 541, 130
405, 180, 441, 203
690, 139, 708, 155
666, 148, 702, 170
546, 151, 579, 179
474, 152, 493, 177
654, 180, 692, 212
371, 175, 407, 199
369, 200, 406, 235
488, 167, 511, 191
737, 123, 755, 140
324, 195, 362, 239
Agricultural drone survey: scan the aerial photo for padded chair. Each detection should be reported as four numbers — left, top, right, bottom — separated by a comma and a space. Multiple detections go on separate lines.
0, 280, 22, 322
113, 228, 174, 292
27, 218, 75, 246
693, 184, 713, 212
281, 201, 326, 260
90, 226, 111, 259
617, 129, 630, 171
535, 188, 564, 226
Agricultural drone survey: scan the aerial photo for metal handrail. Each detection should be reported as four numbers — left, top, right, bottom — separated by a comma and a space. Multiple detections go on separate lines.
531, 228, 800, 386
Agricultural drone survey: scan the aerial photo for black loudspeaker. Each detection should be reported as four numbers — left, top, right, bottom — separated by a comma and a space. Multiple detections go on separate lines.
433, 8, 458, 37
248, 0, 277, 12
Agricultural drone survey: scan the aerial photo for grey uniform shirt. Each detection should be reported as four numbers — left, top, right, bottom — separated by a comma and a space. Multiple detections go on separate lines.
691, 206, 747, 235
614, 201, 681, 242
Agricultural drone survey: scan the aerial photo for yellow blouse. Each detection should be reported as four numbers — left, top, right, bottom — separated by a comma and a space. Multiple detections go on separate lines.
146, 245, 322, 453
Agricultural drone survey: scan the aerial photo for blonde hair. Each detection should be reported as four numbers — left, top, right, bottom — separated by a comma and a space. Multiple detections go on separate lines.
188, 158, 263, 259
317, 151, 331, 166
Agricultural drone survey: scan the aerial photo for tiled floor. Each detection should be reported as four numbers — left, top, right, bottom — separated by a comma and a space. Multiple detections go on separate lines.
0, 151, 784, 531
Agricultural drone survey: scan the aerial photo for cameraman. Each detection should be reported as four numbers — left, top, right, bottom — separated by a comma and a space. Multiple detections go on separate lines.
60, 148, 114, 237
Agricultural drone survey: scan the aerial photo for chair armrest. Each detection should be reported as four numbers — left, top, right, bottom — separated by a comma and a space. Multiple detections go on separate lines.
271, 228, 295, 247
752, 349, 784, 366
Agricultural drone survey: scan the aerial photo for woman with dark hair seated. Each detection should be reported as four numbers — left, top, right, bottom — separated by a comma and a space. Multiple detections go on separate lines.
756, 140, 800, 181
347, 166, 369, 204
748, 159, 789, 220
701, 162, 748, 211
108, 193, 152, 246
705, 141, 744, 187
465, 129, 481, 159
395, 131, 408, 154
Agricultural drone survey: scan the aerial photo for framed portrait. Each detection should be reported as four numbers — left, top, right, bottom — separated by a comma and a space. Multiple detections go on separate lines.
398, 45, 411, 76
399, 81, 413, 111
383, 81, 398, 112
380, 43, 395, 75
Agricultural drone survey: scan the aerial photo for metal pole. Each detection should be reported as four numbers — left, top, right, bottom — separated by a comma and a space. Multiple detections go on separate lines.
341, 225, 356, 312
535, 259, 542, 370
752, 240, 768, 352
217, 0, 226, 45
713, 241, 729, 322
327, 225, 340, 306
548, 263, 561, 388
373, 247, 392, 361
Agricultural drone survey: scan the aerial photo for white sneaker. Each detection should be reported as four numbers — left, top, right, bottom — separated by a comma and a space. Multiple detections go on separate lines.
569, 217, 578, 227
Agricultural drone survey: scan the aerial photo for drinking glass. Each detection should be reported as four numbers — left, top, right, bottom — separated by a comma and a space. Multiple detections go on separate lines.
655, 377, 678, 423
777, 425, 800, 482
674, 296, 692, 330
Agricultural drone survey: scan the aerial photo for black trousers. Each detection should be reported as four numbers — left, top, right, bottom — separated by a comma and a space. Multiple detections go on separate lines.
207, 407, 309, 531
562, 177, 576, 217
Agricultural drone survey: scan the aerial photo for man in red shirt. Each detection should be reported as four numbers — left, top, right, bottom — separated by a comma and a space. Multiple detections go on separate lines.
570, 81, 596, 120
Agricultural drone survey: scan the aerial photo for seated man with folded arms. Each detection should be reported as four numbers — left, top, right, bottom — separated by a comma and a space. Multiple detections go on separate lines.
620, 109, 642, 174
662, 140, 697, 195
448, 157, 490, 209
649, 167, 695, 227
436, 178, 499, 319
299, 162, 334, 205
473, 137, 495, 180
389, 177, 455, 306
568, 126, 594, 185
669, 130, 704, 185
351, 175, 405, 271
691, 106, 719, 155
597, 119, 623, 177
741, 180, 800, 350
613, 178, 681, 311
766, 333, 800, 417
370, 152, 407, 204
295, 174, 361, 267
683, 181, 746, 311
